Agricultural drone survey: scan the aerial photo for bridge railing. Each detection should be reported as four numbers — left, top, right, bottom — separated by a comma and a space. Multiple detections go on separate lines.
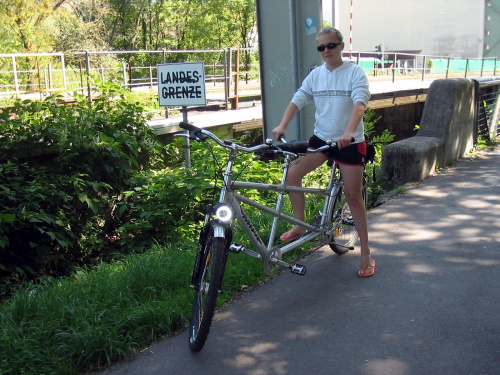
473, 77, 500, 140
0, 49, 260, 107
0, 49, 498, 106
345, 51, 499, 83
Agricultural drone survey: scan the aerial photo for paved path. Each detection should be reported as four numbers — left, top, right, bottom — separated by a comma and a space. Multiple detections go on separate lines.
102, 150, 500, 375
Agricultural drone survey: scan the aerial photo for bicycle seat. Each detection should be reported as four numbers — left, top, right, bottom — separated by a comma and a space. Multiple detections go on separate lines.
277, 141, 309, 154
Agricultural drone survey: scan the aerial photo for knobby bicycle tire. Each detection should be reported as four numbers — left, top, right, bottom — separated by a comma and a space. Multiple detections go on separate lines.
329, 176, 367, 255
188, 227, 227, 352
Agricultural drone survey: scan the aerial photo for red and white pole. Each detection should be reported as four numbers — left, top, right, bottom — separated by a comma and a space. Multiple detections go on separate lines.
349, 0, 353, 58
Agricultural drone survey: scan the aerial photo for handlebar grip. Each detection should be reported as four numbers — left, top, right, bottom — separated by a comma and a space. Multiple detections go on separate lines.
179, 122, 200, 132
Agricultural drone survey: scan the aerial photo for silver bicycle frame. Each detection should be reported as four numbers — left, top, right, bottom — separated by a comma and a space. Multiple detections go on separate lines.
217, 147, 342, 268
176, 124, 346, 273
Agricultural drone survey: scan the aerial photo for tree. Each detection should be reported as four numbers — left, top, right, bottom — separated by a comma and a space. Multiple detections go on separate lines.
102, 0, 256, 51
53, 0, 112, 63
0, 0, 69, 53
0, 0, 69, 90
0, 0, 257, 54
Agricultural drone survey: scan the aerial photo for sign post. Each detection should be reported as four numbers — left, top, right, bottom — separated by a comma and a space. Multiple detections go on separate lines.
157, 61, 206, 167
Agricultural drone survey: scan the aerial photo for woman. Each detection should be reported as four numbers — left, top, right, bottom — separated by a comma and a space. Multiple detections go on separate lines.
271, 27, 375, 277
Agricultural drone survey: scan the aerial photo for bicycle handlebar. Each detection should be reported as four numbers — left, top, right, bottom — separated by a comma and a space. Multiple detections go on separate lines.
178, 121, 352, 157
179, 121, 273, 153
179, 121, 200, 133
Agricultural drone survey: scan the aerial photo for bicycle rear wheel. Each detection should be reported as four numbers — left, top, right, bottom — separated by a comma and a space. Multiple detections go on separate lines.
188, 226, 227, 352
329, 177, 367, 255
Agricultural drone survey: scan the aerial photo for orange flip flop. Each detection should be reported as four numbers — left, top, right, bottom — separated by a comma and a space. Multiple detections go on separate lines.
358, 259, 376, 278
279, 230, 304, 242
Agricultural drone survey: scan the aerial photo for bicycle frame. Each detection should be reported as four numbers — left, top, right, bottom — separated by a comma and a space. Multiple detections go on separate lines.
176, 121, 355, 275
212, 144, 343, 274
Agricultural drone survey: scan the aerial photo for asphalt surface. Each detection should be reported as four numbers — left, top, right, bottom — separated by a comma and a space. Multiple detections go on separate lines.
101, 150, 500, 375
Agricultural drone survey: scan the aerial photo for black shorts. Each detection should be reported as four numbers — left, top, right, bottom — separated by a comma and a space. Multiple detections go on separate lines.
308, 135, 367, 166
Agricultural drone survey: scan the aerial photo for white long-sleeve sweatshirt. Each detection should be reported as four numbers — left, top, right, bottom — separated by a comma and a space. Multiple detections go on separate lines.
291, 61, 371, 143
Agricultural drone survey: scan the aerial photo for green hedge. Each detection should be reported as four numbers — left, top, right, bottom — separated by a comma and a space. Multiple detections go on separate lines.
0, 80, 164, 292
0, 82, 392, 297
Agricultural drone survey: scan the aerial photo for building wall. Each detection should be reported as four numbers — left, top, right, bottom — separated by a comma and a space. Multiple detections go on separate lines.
484, 0, 500, 57
330, 0, 486, 58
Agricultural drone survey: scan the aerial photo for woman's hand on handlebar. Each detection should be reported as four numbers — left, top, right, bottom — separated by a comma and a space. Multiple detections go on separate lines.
337, 132, 355, 149
272, 125, 287, 141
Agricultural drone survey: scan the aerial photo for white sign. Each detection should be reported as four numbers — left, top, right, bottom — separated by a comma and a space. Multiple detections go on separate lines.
157, 62, 206, 107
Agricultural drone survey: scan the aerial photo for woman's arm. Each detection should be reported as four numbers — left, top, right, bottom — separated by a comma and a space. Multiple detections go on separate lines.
337, 101, 366, 148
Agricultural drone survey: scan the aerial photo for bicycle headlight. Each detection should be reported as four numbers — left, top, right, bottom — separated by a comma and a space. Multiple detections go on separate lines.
215, 205, 233, 222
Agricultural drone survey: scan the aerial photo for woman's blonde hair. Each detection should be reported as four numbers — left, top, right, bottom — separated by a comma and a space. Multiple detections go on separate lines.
317, 27, 343, 42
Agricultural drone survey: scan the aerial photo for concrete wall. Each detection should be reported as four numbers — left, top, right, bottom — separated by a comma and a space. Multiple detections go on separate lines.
485, 0, 500, 58
371, 102, 425, 142
256, 0, 322, 141
381, 78, 476, 189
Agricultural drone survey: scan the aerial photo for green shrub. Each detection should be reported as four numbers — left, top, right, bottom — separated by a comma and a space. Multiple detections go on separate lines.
363, 109, 394, 206
114, 136, 284, 251
0, 79, 164, 291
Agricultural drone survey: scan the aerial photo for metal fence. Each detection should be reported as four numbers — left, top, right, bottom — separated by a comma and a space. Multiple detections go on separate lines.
474, 78, 500, 140
0, 49, 259, 107
1, 49, 499, 105
347, 51, 499, 82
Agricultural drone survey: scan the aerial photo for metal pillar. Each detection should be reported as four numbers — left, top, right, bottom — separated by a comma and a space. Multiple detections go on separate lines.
256, 0, 322, 141
84, 50, 92, 103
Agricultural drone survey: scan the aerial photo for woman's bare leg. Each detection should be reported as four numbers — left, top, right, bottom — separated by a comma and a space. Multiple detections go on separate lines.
338, 163, 373, 268
285, 153, 328, 234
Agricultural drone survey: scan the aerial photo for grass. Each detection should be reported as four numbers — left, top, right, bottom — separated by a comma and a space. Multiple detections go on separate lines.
0, 243, 197, 374
473, 135, 500, 152
395, 186, 407, 194
0, 196, 315, 374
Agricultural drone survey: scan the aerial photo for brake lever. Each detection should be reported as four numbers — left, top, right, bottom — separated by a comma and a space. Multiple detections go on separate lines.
174, 132, 208, 142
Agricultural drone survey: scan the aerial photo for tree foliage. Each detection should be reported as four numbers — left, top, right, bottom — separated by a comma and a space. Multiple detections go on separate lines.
0, 0, 257, 54
0, 0, 69, 53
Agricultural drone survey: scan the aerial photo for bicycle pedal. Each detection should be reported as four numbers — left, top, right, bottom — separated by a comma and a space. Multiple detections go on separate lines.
342, 218, 355, 226
229, 243, 245, 253
290, 264, 306, 276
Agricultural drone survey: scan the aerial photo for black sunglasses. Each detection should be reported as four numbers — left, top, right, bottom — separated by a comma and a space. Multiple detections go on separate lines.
317, 42, 342, 52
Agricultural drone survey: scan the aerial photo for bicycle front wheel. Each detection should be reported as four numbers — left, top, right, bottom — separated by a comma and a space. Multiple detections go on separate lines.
188, 228, 227, 352
329, 178, 367, 255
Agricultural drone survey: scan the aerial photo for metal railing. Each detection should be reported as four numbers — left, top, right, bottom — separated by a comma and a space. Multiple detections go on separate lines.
0, 49, 260, 108
473, 77, 500, 140
344, 51, 499, 83
0, 52, 67, 97
1, 49, 499, 106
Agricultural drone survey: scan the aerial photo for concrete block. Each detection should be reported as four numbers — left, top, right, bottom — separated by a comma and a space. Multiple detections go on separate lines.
381, 78, 475, 189
417, 78, 475, 165
381, 136, 443, 188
